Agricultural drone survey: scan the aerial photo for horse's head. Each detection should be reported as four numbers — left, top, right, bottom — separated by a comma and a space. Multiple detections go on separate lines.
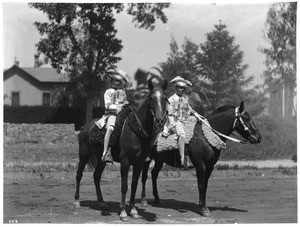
147, 79, 168, 131
233, 101, 262, 144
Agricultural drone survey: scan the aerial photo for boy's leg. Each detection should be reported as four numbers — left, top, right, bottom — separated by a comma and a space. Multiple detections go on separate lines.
102, 116, 116, 163
176, 122, 187, 168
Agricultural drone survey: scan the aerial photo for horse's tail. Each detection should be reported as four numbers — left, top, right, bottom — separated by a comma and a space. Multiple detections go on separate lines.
77, 120, 99, 171
87, 153, 98, 170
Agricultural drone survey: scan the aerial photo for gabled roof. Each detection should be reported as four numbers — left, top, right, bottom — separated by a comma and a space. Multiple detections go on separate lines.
4, 65, 69, 83
22, 67, 69, 82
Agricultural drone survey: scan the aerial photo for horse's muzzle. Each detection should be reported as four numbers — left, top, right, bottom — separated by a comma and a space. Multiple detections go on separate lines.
249, 134, 262, 144
156, 118, 165, 129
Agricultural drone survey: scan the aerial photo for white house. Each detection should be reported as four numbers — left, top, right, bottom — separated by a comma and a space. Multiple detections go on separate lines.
3, 56, 68, 106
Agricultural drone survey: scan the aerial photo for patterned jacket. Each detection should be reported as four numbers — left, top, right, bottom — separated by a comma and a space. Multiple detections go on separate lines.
168, 93, 195, 123
104, 88, 127, 115
95, 88, 127, 129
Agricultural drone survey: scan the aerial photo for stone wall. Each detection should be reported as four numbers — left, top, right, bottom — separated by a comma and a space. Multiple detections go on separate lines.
4, 123, 77, 144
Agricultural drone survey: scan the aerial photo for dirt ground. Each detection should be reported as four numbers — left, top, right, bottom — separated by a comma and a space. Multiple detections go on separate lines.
3, 165, 297, 224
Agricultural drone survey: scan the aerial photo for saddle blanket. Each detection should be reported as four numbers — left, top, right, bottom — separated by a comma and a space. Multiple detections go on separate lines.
156, 116, 197, 152
156, 117, 226, 152
88, 105, 131, 146
202, 119, 226, 150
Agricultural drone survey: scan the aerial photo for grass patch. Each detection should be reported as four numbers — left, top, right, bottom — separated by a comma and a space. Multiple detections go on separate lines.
276, 165, 297, 175
215, 163, 258, 170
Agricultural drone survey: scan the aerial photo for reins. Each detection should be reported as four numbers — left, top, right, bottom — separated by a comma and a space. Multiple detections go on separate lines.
127, 104, 153, 139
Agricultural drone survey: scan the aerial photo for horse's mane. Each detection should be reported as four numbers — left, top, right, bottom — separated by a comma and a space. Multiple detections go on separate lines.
210, 105, 235, 116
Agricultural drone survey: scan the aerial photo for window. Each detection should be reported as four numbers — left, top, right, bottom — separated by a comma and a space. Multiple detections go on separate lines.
11, 92, 20, 106
43, 93, 51, 106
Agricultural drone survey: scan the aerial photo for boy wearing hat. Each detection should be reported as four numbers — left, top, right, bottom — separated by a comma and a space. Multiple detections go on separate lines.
163, 76, 202, 167
95, 69, 129, 163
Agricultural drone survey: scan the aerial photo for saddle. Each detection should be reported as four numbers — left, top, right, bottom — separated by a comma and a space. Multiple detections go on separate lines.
88, 105, 132, 146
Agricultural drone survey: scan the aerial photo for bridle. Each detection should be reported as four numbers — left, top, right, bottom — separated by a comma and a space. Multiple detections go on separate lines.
225, 106, 251, 144
147, 90, 167, 136
233, 107, 249, 132
126, 88, 167, 140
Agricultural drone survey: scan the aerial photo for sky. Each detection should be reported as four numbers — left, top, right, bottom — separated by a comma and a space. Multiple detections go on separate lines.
2, 1, 275, 87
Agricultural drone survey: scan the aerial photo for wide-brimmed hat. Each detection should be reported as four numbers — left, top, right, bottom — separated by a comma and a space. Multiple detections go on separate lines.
170, 76, 192, 87
107, 69, 129, 84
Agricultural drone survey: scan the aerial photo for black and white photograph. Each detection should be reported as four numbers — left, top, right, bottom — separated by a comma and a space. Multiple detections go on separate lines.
2, 0, 297, 224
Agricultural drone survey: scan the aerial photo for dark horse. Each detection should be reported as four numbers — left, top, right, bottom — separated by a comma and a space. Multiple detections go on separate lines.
74, 79, 168, 221
140, 101, 262, 217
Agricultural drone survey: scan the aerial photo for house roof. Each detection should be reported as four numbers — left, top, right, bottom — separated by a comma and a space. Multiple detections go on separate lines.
4, 65, 69, 83
21, 67, 69, 82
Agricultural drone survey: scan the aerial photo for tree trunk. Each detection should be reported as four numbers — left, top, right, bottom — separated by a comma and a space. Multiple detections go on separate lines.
85, 96, 94, 124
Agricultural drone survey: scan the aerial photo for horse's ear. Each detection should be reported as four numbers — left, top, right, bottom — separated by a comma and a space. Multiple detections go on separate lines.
161, 79, 168, 91
239, 101, 245, 113
148, 79, 154, 91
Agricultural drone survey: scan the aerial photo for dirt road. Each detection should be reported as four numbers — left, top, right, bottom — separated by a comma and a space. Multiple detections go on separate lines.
3, 166, 297, 224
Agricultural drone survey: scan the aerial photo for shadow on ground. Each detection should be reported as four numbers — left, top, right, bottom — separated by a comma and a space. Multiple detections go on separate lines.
79, 200, 158, 222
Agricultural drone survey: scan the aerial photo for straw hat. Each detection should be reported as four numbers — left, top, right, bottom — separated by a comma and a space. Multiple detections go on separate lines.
170, 76, 192, 87
107, 69, 129, 84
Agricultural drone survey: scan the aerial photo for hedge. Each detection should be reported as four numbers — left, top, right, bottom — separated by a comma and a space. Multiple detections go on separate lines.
3, 105, 104, 130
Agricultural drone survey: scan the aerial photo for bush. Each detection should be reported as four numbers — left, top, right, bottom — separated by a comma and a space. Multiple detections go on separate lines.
220, 115, 297, 160
4, 105, 105, 130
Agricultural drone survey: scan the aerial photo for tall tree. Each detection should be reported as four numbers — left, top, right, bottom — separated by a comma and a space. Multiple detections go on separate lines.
199, 22, 254, 110
260, 2, 296, 115
261, 2, 296, 88
29, 3, 170, 122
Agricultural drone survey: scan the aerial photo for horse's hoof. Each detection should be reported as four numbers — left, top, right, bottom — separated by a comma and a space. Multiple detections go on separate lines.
141, 199, 148, 207
131, 213, 140, 219
120, 216, 130, 222
200, 207, 211, 217
74, 200, 80, 208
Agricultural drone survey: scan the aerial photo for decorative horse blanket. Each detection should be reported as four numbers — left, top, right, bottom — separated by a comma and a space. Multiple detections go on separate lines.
157, 116, 197, 152
202, 118, 226, 150
156, 117, 226, 152
88, 105, 131, 146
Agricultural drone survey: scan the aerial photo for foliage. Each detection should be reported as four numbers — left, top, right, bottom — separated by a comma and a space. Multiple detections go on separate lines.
199, 22, 257, 111
153, 37, 207, 96
239, 86, 268, 117
129, 68, 166, 108
51, 84, 86, 107
29, 3, 170, 122
127, 3, 170, 31
149, 24, 265, 116
260, 2, 296, 90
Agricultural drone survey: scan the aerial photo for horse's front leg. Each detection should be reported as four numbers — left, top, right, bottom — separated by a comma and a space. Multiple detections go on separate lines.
129, 160, 145, 219
119, 158, 130, 222
93, 160, 107, 208
151, 159, 163, 204
195, 161, 211, 217
74, 143, 90, 208
141, 160, 151, 207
